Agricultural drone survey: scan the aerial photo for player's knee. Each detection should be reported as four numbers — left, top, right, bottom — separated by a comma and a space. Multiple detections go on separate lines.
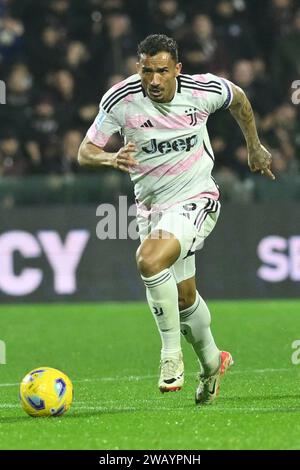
136, 246, 163, 277
178, 291, 196, 311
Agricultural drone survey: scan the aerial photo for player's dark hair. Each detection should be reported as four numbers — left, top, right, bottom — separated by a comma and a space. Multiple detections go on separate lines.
137, 34, 179, 63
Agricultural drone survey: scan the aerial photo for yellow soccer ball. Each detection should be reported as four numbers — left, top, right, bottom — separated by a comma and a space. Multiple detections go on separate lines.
19, 367, 73, 417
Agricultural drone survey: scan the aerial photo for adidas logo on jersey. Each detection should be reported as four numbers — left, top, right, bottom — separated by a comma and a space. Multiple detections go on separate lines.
140, 120, 154, 128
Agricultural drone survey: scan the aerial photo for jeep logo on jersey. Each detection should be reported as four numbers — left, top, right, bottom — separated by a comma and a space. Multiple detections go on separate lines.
142, 135, 198, 154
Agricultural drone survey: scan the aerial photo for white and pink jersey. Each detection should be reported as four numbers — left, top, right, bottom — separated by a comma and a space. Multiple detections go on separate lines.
87, 73, 233, 209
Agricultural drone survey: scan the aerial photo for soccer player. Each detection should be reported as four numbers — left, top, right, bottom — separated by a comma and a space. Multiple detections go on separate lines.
78, 34, 274, 405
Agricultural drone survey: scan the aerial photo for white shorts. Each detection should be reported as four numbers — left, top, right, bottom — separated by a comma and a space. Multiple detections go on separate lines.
137, 198, 221, 284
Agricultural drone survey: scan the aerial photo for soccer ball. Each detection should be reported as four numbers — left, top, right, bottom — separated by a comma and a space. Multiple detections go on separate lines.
19, 367, 73, 417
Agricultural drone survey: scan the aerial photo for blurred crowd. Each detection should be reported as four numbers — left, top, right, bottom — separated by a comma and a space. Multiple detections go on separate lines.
0, 0, 300, 200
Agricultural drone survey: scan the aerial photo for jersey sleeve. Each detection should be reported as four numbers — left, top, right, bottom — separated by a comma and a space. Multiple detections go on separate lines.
193, 73, 233, 115
86, 98, 122, 147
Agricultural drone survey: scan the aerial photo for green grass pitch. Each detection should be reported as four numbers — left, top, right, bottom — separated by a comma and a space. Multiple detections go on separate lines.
0, 300, 300, 450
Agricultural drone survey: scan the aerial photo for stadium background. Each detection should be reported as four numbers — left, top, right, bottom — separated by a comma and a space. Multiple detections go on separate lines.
0, 0, 299, 302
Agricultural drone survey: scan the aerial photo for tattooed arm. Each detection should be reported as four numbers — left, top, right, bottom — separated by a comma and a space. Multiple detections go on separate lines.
228, 83, 275, 180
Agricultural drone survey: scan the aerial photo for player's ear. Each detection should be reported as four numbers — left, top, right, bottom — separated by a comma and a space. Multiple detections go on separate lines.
175, 62, 182, 76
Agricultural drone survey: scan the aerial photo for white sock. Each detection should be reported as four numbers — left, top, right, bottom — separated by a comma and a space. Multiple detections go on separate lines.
180, 291, 220, 375
142, 269, 181, 359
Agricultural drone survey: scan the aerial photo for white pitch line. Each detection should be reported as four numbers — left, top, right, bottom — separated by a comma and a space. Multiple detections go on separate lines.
68, 405, 300, 413
0, 383, 19, 388
0, 368, 295, 389
0, 404, 19, 408
1, 403, 300, 414
74, 367, 294, 383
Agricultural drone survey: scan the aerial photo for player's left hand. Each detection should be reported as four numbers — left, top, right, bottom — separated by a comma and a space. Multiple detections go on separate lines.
248, 143, 275, 180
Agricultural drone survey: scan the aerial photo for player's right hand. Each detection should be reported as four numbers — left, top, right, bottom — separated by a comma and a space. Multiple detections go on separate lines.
248, 143, 275, 180
112, 142, 138, 173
